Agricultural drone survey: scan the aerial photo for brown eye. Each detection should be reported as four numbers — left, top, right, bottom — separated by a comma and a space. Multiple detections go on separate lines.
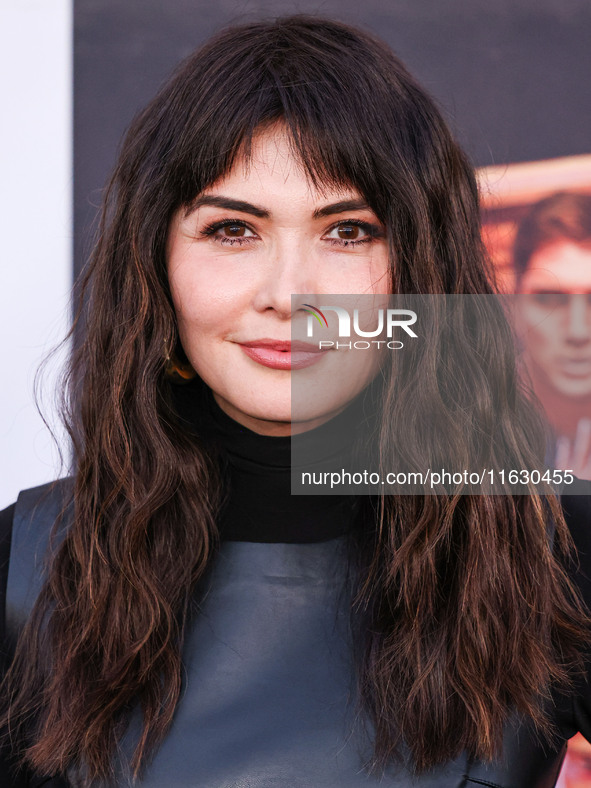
201, 220, 257, 244
337, 224, 361, 240
324, 221, 376, 245
223, 224, 247, 237
530, 292, 570, 308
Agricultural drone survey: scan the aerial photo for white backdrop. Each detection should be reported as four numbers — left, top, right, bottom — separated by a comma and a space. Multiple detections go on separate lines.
0, 0, 72, 509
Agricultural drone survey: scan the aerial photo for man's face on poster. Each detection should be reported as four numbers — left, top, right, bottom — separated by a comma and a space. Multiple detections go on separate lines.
518, 240, 591, 398
562, 733, 591, 788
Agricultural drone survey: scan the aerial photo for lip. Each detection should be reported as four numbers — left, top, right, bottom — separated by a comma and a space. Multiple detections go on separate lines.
238, 338, 329, 370
558, 357, 591, 377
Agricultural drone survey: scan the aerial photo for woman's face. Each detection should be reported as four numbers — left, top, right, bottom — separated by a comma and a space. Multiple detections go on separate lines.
166, 125, 391, 435
518, 240, 591, 398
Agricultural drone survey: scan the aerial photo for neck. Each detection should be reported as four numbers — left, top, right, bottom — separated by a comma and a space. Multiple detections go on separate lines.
211, 393, 353, 436
170, 377, 371, 543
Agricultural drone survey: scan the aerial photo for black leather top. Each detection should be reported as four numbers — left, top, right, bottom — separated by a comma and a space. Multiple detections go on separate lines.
4, 478, 584, 788
3, 382, 591, 786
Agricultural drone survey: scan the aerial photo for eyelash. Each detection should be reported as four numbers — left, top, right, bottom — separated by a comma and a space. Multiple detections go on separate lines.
200, 218, 382, 248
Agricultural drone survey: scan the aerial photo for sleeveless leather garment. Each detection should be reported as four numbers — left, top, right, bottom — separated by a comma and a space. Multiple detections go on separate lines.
6, 480, 567, 788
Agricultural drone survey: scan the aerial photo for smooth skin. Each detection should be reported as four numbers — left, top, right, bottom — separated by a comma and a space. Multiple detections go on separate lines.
166, 124, 391, 436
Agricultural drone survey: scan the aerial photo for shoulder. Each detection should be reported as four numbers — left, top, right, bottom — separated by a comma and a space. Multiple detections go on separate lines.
560, 477, 591, 550
0, 503, 15, 647
8, 476, 74, 567
7, 477, 74, 560
4, 478, 74, 646
14, 477, 74, 520
560, 477, 591, 604
560, 477, 591, 532
0, 504, 15, 571
0, 478, 72, 592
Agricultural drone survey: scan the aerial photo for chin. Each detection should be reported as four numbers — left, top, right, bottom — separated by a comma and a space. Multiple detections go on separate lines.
249, 406, 293, 424
232, 395, 293, 425
554, 381, 591, 399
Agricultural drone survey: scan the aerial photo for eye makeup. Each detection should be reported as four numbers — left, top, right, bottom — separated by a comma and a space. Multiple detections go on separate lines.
199, 217, 385, 248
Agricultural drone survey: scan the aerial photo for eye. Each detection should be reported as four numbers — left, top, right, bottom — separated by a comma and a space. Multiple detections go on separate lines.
201, 219, 258, 245
323, 220, 381, 247
529, 292, 570, 308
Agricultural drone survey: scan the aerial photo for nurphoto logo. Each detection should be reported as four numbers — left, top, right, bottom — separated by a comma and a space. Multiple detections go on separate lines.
303, 304, 418, 350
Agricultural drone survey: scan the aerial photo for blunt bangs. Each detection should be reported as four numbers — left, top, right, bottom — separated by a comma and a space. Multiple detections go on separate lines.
148, 18, 424, 224
116, 15, 482, 295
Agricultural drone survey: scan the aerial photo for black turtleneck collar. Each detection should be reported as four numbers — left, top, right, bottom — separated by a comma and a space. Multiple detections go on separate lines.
171, 378, 370, 543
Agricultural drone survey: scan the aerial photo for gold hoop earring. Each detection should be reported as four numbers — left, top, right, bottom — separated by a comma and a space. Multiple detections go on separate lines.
164, 339, 197, 384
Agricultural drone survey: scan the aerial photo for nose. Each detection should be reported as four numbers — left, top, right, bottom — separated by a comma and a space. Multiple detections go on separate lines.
251, 237, 318, 319
565, 294, 591, 343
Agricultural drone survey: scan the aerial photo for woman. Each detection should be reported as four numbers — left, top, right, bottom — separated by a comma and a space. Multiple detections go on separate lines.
1, 15, 591, 788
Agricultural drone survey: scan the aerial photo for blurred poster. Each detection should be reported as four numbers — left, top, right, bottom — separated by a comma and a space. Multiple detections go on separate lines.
480, 155, 591, 483
481, 157, 591, 783
557, 734, 591, 788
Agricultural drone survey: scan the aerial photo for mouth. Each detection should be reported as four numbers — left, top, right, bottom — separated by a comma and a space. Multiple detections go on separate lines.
558, 357, 591, 378
238, 339, 329, 370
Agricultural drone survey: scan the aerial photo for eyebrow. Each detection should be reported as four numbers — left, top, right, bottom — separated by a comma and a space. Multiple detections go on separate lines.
184, 195, 371, 220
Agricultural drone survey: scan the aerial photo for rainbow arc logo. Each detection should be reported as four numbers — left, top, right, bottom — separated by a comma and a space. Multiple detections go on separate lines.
302, 304, 328, 329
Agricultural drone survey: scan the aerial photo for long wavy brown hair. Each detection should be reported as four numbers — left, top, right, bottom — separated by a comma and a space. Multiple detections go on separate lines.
2, 14, 589, 785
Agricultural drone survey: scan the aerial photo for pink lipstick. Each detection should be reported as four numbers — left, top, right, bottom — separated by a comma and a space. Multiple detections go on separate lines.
238, 339, 328, 370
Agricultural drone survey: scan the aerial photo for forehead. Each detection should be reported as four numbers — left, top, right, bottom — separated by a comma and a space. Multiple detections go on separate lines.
520, 240, 591, 292
200, 124, 361, 205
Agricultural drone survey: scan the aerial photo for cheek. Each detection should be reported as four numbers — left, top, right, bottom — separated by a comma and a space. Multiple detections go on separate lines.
168, 258, 251, 340
520, 306, 560, 347
524, 328, 555, 361
532, 319, 562, 348
365, 248, 391, 295
167, 273, 215, 365
328, 253, 391, 296
172, 291, 230, 360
